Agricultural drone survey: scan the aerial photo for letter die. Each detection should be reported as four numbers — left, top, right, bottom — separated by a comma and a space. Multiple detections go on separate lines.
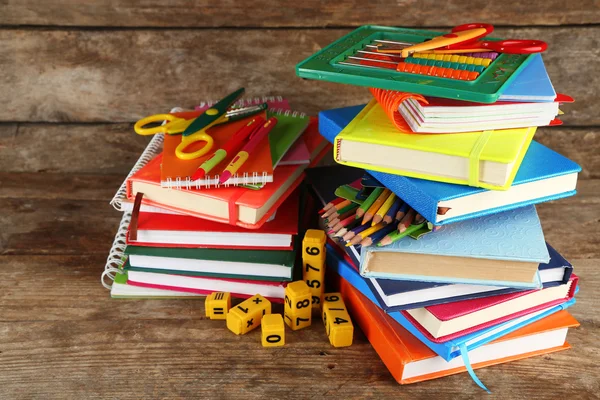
226, 294, 271, 335
261, 314, 285, 347
205, 291, 231, 320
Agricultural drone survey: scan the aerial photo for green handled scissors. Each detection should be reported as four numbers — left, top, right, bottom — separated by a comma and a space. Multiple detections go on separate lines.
134, 88, 265, 160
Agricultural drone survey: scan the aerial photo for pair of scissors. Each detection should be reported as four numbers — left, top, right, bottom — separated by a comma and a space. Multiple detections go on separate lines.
134, 88, 265, 160
378, 23, 547, 57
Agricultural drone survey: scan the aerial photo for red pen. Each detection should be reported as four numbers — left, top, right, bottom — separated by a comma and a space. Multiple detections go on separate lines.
219, 117, 278, 184
191, 117, 265, 181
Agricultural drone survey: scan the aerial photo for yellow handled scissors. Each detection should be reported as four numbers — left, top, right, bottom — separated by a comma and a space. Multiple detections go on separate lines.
134, 88, 264, 160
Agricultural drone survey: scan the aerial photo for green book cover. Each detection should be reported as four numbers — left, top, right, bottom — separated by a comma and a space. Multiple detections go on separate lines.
125, 245, 295, 266
267, 110, 310, 168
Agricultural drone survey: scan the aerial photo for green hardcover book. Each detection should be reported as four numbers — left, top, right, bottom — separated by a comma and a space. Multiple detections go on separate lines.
124, 245, 296, 281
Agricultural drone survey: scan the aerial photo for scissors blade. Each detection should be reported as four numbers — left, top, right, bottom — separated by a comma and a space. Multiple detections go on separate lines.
182, 87, 245, 136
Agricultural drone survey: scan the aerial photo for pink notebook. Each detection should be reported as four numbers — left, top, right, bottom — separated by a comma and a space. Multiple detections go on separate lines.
402, 275, 578, 343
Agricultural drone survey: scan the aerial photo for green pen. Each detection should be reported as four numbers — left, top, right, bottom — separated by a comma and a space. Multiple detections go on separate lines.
356, 187, 383, 220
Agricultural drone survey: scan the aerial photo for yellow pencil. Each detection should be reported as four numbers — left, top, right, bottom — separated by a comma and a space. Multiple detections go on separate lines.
347, 222, 385, 246
362, 189, 391, 225
371, 193, 396, 226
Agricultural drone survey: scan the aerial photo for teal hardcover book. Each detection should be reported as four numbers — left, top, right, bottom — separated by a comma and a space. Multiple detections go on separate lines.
360, 205, 548, 289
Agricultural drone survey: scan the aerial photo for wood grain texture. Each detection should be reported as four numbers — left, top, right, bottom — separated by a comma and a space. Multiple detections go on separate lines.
1, 0, 599, 27
0, 27, 597, 125
1, 124, 598, 177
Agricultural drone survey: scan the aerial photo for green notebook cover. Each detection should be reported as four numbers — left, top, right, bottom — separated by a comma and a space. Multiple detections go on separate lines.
267, 110, 310, 168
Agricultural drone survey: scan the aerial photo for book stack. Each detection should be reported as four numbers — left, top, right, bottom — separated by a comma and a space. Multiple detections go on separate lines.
102, 96, 330, 301
300, 38, 581, 388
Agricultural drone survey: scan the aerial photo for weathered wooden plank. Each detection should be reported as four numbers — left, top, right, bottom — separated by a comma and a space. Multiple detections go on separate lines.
0, 27, 597, 125
0, 124, 598, 177
1, 0, 599, 27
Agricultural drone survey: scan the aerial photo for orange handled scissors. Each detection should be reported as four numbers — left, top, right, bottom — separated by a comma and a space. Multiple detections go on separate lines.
378, 23, 547, 57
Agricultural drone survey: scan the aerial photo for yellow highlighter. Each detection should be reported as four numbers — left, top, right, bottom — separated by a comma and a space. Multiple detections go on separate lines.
219, 117, 278, 184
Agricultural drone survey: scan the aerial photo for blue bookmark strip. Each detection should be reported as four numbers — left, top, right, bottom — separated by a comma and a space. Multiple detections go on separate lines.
459, 343, 491, 393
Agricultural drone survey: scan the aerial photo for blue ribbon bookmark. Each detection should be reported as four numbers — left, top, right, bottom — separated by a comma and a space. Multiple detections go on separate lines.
459, 343, 491, 393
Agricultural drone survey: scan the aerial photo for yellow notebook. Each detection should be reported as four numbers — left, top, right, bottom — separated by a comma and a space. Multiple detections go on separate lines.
333, 99, 537, 191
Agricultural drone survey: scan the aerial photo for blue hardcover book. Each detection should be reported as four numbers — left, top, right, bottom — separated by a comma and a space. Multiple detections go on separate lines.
499, 54, 556, 102
326, 243, 576, 362
360, 205, 549, 289
319, 105, 581, 226
368, 243, 573, 312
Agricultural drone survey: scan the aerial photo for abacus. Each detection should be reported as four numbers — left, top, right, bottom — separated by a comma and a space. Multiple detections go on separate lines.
296, 25, 535, 103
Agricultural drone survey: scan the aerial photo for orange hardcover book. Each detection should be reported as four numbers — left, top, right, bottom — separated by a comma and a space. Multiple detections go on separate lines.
161, 111, 274, 188
332, 274, 579, 384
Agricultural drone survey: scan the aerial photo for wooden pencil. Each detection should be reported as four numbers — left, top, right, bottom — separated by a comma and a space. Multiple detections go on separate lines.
414, 213, 426, 225
342, 222, 371, 242
395, 202, 409, 222
362, 189, 391, 225
398, 208, 416, 233
330, 214, 356, 232
355, 187, 383, 220
359, 223, 397, 247
437, 206, 451, 215
378, 222, 426, 247
372, 193, 396, 226
325, 202, 358, 221
319, 197, 344, 214
321, 199, 351, 219
383, 197, 402, 225
348, 222, 385, 246
334, 219, 361, 238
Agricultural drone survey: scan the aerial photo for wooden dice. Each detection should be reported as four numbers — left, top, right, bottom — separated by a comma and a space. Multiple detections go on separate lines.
261, 314, 285, 347
302, 229, 326, 309
226, 294, 271, 335
322, 292, 353, 347
284, 281, 312, 330
205, 292, 231, 320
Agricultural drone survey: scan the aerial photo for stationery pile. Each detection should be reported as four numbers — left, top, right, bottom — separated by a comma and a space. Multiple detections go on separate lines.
298, 24, 581, 389
102, 90, 330, 301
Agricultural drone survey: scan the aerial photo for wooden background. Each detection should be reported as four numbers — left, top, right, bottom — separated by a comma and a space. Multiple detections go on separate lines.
1, 2, 599, 398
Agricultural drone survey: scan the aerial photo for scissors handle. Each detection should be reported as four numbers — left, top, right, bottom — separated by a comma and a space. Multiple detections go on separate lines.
175, 132, 214, 160
480, 39, 548, 54
134, 114, 194, 136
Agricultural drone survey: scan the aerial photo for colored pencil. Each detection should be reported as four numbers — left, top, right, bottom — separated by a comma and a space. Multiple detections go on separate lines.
330, 214, 356, 232
319, 197, 345, 214
414, 213, 426, 225
359, 223, 398, 247
348, 222, 385, 246
334, 219, 361, 238
383, 197, 402, 225
372, 193, 396, 226
395, 201, 409, 222
342, 222, 371, 242
321, 199, 351, 219
326, 203, 358, 221
356, 187, 383, 220
437, 206, 451, 215
362, 189, 391, 225
377, 222, 426, 247
398, 208, 416, 233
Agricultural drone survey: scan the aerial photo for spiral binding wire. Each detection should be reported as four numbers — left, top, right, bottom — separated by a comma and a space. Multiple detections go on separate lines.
396, 62, 480, 81
101, 211, 131, 289
160, 107, 305, 190
197, 95, 284, 109
369, 88, 428, 133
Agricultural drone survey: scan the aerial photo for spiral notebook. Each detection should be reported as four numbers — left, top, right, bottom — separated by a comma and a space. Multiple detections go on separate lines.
161, 108, 310, 189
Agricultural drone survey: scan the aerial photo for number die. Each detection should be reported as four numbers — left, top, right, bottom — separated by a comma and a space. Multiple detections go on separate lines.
323, 308, 353, 347
284, 309, 312, 331
261, 314, 285, 347
284, 281, 312, 315
226, 294, 271, 335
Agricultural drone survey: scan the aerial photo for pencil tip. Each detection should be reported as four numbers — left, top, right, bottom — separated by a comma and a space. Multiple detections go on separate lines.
218, 171, 231, 184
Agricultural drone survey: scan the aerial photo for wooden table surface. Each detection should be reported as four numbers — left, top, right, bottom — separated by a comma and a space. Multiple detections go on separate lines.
1, 2, 599, 398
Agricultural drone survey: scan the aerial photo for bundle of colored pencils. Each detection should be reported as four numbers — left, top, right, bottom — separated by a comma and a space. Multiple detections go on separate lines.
319, 190, 427, 247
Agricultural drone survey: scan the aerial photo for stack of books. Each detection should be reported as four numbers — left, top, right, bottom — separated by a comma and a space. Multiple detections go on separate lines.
103, 96, 330, 301
299, 33, 581, 388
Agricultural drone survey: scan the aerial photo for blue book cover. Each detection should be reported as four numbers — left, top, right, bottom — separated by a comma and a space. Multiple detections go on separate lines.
319, 105, 581, 226
368, 242, 573, 312
360, 205, 549, 289
499, 54, 556, 102
326, 243, 576, 362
